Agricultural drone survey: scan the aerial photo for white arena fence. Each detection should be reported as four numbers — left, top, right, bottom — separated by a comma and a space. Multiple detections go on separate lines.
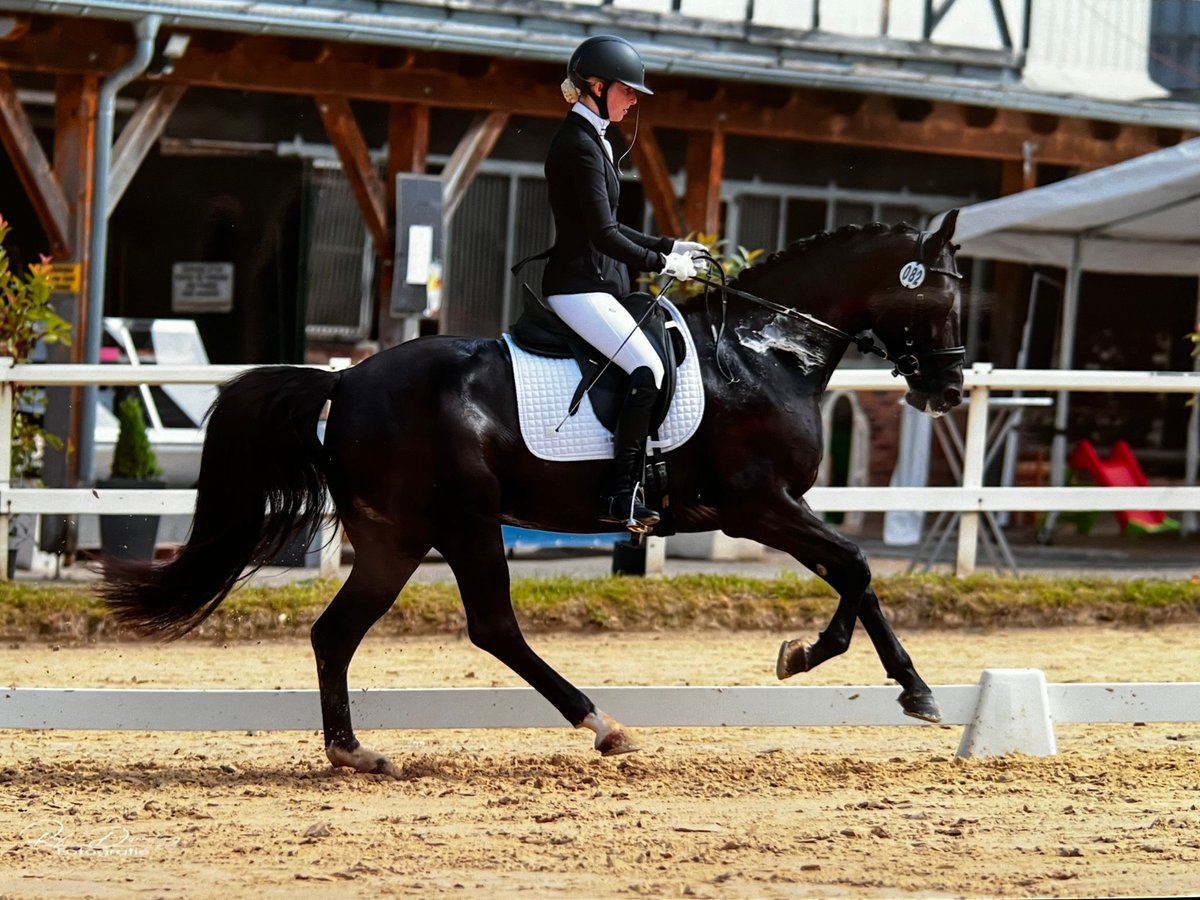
2, 359, 1200, 578
3, 671, 1199, 758
3, 361, 1198, 757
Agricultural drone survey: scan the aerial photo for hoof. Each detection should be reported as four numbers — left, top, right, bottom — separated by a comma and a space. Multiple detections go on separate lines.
581, 710, 640, 756
776, 639, 810, 680
326, 743, 401, 777
898, 690, 942, 723
596, 727, 640, 756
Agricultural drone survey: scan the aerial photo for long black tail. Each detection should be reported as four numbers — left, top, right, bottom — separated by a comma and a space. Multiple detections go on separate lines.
102, 366, 340, 639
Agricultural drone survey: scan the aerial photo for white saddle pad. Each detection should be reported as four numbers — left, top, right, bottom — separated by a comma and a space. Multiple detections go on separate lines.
503, 298, 706, 462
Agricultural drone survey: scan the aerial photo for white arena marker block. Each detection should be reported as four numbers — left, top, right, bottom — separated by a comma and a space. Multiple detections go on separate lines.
956, 668, 1057, 759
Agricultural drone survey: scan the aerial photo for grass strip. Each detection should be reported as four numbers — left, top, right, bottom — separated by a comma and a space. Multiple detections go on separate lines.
2, 572, 1199, 643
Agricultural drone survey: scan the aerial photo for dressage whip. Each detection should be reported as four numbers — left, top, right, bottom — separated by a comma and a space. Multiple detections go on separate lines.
554, 281, 674, 431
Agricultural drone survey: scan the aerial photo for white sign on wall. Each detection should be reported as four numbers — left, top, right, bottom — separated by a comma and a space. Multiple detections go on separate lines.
172, 262, 234, 313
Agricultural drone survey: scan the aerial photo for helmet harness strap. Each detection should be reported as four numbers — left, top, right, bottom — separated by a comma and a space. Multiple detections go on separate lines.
595, 79, 612, 120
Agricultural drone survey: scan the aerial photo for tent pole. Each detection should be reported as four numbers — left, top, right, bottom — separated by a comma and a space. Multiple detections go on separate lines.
1184, 278, 1200, 535
964, 257, 984, 363
1050, 236, 1082, 487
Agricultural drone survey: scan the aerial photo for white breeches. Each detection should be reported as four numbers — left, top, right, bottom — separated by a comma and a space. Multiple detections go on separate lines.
546, 292, 665, 388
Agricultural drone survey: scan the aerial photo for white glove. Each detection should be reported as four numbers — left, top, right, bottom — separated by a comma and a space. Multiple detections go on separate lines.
672, 239, 709, 259
660, 252, 698, 282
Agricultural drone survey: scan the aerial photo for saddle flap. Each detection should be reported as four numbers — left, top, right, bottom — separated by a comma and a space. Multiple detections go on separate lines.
502, 308, 706, 463
509, 284, 574, 359
508, 288, 683, 433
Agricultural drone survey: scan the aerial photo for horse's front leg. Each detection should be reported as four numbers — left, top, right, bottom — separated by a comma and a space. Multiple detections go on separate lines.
856, 588, 941, 721
727, 497, 941, 723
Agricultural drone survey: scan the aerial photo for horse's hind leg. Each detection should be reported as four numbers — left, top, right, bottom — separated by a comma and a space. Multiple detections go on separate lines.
311, 544, 426, 776
435, 518, 637, 756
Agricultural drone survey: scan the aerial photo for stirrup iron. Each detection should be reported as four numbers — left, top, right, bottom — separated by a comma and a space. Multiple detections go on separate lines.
600, 482, 659, 533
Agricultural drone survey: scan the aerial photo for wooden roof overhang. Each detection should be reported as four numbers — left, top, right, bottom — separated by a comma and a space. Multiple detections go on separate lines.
2, 6, 1197, 359
2, 11, 1196, 257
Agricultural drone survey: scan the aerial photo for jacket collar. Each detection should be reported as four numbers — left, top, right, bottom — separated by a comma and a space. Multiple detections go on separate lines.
570, 102, 608, 137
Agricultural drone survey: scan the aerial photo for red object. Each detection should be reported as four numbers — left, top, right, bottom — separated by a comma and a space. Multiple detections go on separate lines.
1067, 439, 1177, 533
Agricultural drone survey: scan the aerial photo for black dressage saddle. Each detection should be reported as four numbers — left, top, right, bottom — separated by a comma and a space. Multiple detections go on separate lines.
507, 286, 686, 434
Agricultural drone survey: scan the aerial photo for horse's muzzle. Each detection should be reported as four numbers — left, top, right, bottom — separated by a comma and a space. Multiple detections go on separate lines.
905, 383, 963, 416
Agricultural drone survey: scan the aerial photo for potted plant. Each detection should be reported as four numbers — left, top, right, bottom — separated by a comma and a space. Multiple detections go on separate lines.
97, 393, 165, 560
1, 214, 71, 577
641, 232, 764, 302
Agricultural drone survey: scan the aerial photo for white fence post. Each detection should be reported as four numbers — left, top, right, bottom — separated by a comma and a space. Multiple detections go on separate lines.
0, 357, 12, 581
956, 362, 992, 575
318, 512, 342, 579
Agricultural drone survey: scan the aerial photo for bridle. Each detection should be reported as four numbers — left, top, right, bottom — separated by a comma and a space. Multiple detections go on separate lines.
889, 231, 966, 378
693, 235, 965, 380
888, 331, 965, 379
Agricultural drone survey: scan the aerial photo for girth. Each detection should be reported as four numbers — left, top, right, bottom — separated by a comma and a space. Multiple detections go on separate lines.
507, 285, 686, 434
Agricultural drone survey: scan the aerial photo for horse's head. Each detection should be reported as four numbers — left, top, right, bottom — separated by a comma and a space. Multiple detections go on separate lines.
866, 210, 965, 416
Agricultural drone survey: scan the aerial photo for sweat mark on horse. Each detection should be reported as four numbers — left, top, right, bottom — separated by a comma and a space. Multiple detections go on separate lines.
102, 212, 965, 777
735, 315, 833, 373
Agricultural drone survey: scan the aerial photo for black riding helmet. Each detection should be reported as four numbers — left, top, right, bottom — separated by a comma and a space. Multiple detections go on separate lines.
568, 35, 652, 119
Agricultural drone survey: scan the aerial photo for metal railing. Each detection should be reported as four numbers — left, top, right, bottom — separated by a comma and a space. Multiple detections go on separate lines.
3, 359, 1199, 579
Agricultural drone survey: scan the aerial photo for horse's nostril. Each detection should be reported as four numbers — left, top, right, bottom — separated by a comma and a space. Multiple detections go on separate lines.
943, 386, 963, 407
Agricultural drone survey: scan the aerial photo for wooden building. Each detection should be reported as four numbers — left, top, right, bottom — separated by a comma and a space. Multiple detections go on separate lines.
2, 0, 1198, 486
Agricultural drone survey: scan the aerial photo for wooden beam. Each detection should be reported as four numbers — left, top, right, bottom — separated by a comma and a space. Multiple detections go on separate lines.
53, 73, 97, 265
313, 93, 388, 254
683, 129, 723, 236
52, 72, 97, 341
442, 111, 509, 222
377, 102, 431, 348
641, 91, 1185, 171
2, 20, 1190, 169
0, 69, 70, 255
49, 72, 99, 490
108, 82, 186, 218
628, 125, 682, 238
387, 102, 429, 177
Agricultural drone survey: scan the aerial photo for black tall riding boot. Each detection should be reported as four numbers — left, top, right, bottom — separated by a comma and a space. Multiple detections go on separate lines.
599, 366, 661, 531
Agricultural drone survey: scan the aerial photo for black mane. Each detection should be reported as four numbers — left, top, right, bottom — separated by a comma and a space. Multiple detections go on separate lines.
733, 221, 915, 288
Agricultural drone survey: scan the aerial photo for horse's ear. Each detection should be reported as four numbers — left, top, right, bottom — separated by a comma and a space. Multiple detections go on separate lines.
922, 209, 959, 262
938, 208, 960, 240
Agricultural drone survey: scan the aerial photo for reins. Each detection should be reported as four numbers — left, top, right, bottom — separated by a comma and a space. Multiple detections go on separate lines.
693, 248, 965, 381
692, 267, 889, 361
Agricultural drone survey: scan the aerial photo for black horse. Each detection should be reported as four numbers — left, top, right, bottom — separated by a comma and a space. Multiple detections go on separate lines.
104, 212, 965, 776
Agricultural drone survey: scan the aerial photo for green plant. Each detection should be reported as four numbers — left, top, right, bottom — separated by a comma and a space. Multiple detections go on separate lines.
110, 394, 162, 480
1186, 326, 1199, 407
643, 232, 765, 303
0, 214, 71, 481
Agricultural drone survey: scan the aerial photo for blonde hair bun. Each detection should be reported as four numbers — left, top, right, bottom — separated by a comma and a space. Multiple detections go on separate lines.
560, 77, 582, 104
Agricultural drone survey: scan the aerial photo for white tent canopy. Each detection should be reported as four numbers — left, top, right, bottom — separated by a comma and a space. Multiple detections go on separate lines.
939, 138, 1200, 504
951, 137, 1200, 276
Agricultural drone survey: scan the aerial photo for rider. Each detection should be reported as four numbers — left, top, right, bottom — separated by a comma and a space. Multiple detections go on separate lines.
543, 34, 707, 530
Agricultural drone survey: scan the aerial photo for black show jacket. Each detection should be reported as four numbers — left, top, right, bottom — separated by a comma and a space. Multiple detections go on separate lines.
541, 111, 673, 297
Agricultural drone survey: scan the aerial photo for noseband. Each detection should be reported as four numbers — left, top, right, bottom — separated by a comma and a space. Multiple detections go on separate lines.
889, 331, 965, 379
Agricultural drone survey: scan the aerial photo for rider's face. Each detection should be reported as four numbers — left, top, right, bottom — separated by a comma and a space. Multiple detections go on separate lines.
592, 81, 639, 122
